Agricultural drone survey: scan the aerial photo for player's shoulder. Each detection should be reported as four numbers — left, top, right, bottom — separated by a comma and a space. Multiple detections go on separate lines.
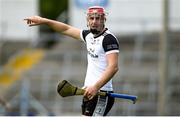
103, 30, 119, 43
104, 29, 117, 38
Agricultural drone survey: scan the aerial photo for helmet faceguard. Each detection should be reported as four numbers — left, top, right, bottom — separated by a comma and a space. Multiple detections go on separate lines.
86, 6, 107, 35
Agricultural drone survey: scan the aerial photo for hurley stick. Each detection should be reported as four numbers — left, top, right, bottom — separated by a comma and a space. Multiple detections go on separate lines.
57, 80, 137, 104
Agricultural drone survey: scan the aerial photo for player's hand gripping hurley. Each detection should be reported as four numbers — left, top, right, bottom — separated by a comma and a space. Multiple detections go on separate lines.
57, 80, 138, 104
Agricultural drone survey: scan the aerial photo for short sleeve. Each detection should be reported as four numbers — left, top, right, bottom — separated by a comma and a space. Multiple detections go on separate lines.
102, 34, 119, 54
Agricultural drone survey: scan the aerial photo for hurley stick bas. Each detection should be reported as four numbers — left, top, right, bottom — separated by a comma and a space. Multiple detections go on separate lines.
57, 80, 138, 104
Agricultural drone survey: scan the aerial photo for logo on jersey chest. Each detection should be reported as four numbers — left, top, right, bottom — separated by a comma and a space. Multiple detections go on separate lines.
87, 37, 101, 58
88, 47, 98, 58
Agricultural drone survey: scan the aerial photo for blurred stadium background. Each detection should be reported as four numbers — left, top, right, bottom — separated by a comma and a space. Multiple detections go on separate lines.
0, 0, 180, 116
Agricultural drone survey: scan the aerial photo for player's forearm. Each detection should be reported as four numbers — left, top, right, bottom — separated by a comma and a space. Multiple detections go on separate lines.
43, 18, 81, 39
25, 16, 81, 39
44, 18, 70, 34
94, 65, 119, 90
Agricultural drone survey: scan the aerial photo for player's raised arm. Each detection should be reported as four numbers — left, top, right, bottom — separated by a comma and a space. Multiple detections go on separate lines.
24, 16, 81, 40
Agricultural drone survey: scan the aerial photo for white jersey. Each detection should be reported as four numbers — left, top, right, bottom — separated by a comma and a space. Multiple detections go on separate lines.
80, 28, 119, 91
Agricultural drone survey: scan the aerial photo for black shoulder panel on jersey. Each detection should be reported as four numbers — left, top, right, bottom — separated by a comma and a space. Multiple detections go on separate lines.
82, 30, 90, 42
102, 34, 119, 52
